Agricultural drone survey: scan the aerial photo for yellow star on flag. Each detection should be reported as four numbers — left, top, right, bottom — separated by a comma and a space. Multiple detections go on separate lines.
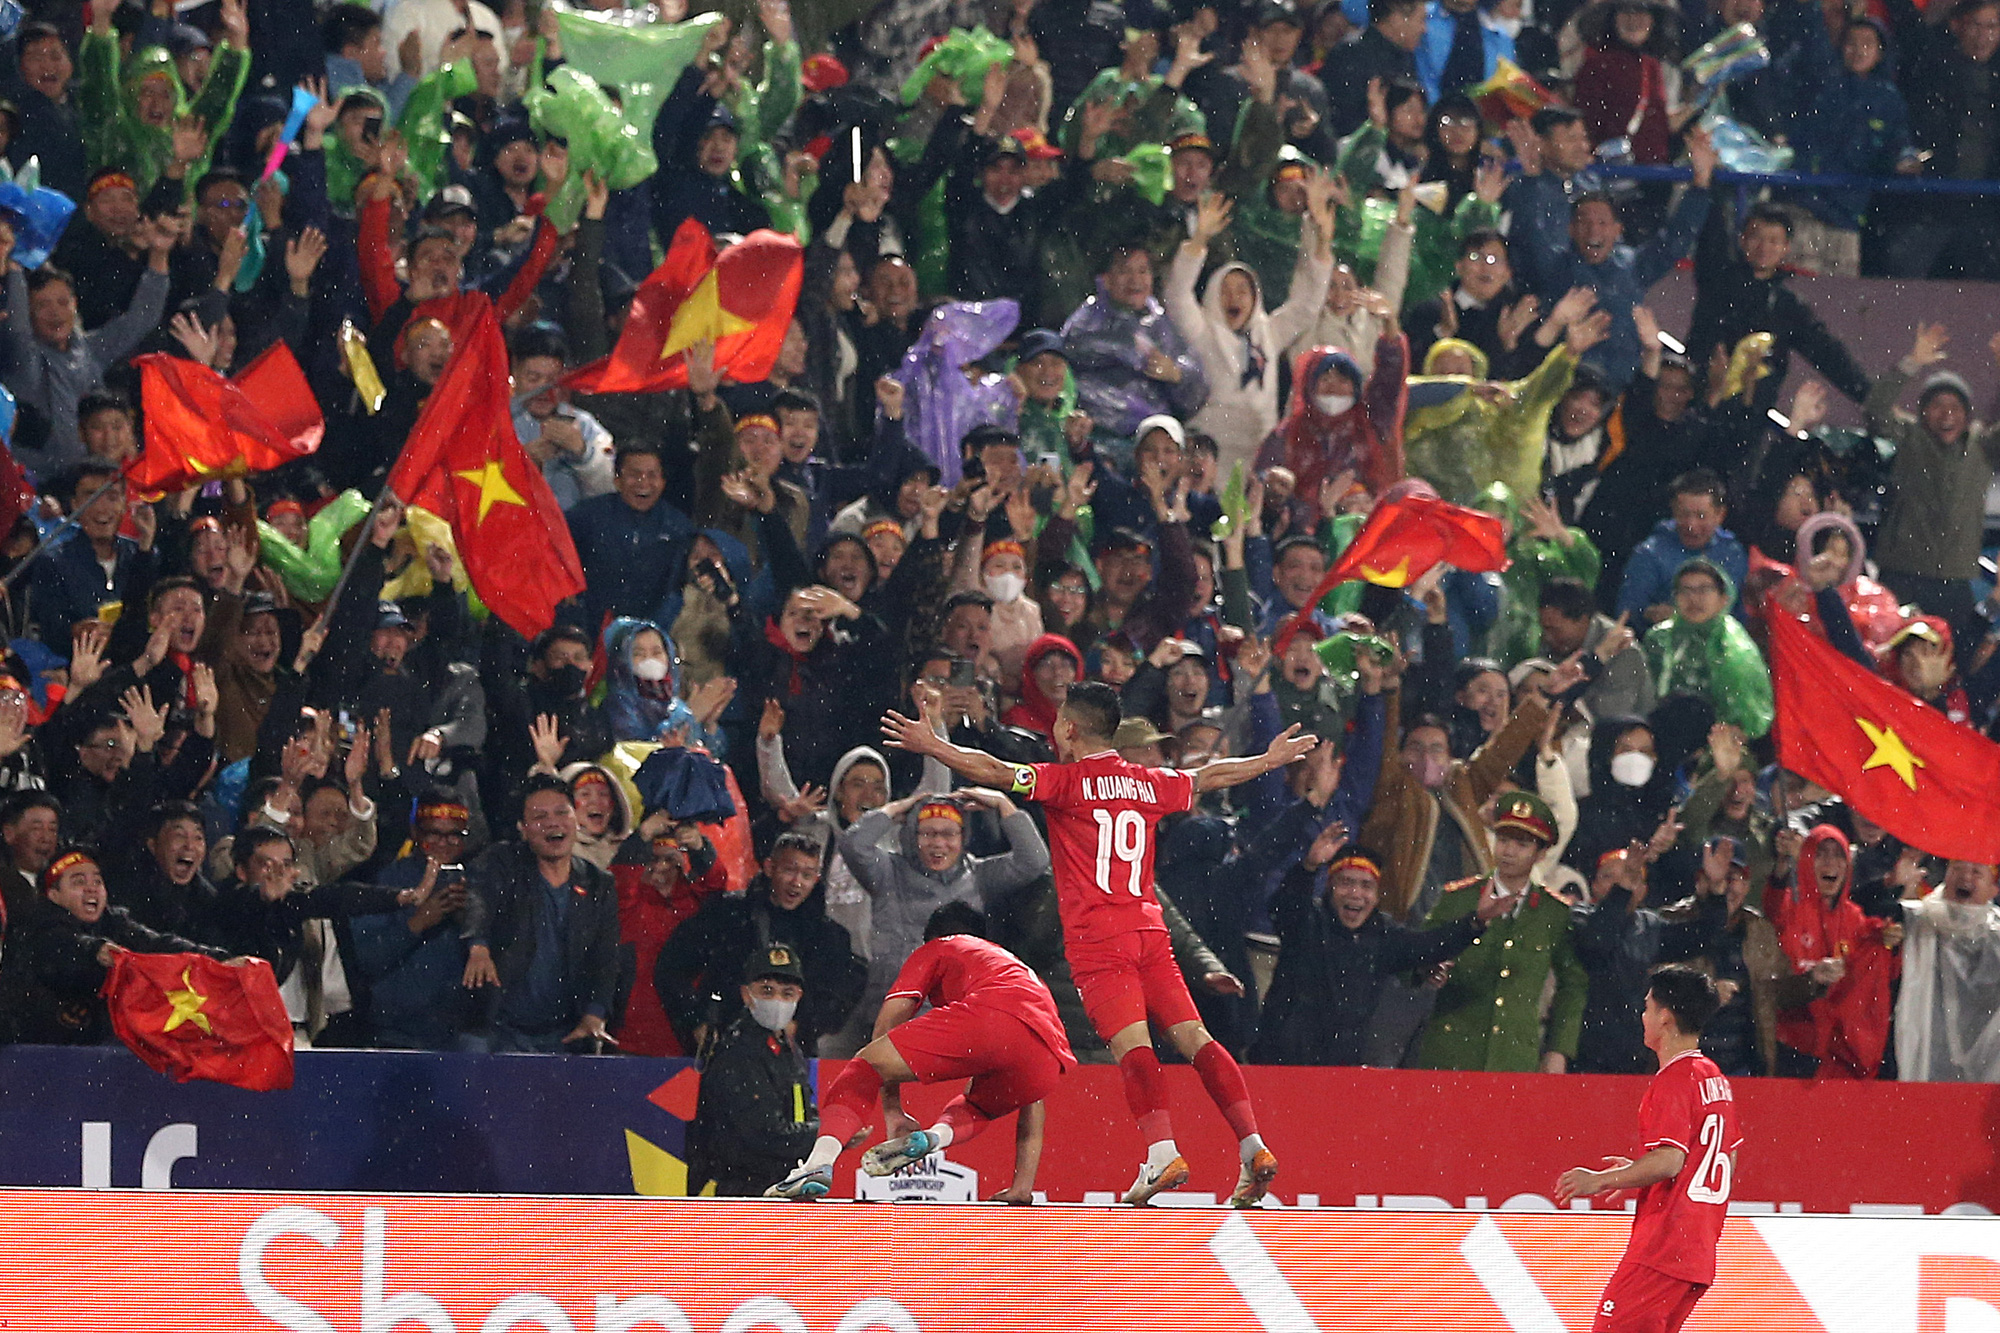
163, 967, 212, 1035
660, 267, 757, 361
1361, 556, 1413, 587
1856, 716, 1926, 790
453, 461, 527, 525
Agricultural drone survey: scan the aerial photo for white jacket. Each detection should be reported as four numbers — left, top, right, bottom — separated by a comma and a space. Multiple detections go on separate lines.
1163, 228, 1333, 474
1287, 218, 1416, 374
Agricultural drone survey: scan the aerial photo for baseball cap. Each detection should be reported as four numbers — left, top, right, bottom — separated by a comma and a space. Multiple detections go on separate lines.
424, 184, 477, 222
1016, 328, 1067, 364
1008, 127, 1063, 161
375, 601, 413, 631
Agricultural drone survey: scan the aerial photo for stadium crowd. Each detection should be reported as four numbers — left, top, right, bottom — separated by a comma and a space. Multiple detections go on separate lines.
3, 0, 2000, 1186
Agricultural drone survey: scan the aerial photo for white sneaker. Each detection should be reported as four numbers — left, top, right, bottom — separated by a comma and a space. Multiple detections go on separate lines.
763, 1163, 832, 1200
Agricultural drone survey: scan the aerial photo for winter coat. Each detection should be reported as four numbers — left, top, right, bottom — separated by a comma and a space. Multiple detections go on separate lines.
1866, 366, 2000, 582
1617, 519, 1751, 620
1686, 259, 1872, 417
600, 617, 719, 753
836, 801, 1050, 1018
1253, 863, 1482, 1064
0, 898, 220, 1045
1163, 242, 1333, 472
1571, 886, 1727, 1073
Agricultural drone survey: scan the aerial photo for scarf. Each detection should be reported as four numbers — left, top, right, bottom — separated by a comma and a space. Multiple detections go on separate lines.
763, 617, 809, 697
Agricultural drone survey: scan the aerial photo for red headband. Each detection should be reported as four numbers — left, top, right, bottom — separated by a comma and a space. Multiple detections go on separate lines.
267, 499, 304, 521
735, 413, 779, 435
862, 519, 904, 543
415, 801, 469, 824
88, 172, 136, 202
983, 539, 1026, 563
44, 849, 95, 889
571, 770, 611, 792
1326, 851, 1380, 879
916, 801, 964, 826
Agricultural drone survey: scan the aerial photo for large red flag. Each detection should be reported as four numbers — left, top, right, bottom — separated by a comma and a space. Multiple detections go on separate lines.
0, 435, 32, 540
563, 219, 804, 395
1769, 608, 2000, 863
126, 344, 325, 493
388, 301, 586, 639
103, 951, 294, 1091
1272, 486, 1508, 654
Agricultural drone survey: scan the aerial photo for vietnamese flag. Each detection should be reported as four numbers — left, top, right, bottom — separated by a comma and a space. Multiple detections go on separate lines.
388, 301, 586, 639
1272, 482, 1508, 654
563, 219, 804, 395
1769, 609, 2000, 864
103, 952, 294, 1091
126, 344, 325, 494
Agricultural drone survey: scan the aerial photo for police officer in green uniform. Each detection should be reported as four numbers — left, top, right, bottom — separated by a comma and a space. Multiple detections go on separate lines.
687, 943, 819, 1197
1417, 791, 1589, 1074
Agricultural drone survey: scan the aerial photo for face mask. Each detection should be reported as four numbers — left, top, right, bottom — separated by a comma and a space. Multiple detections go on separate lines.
1487, 13, 1523, 37
1610, 751, 1656, 788
632, 658, 670, 682
1313, 392, 1355, 416
1414, 755, 1450, 789
748, 995, 797, 1032
983, 572, 1026, 604
546, 664, 586, 697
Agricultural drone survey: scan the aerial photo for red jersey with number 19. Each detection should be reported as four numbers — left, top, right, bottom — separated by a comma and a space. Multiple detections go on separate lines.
1008, 751, 1196, 945
1623, 1048, 1743, 1285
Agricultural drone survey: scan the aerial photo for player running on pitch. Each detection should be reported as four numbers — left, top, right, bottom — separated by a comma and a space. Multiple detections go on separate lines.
1556, 964, 1742, 1333
882, 680, 1319, 1207
767, 904, 1074, 1201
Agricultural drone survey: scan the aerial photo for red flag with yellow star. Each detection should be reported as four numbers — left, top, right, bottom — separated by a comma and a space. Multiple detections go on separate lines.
126, 344, 324, 494
561, 219, 804, 395
1769, 609, 2000, 863
1272, 488, 1508, 655
388, 302, 586, 638
103, 951, 294, 1090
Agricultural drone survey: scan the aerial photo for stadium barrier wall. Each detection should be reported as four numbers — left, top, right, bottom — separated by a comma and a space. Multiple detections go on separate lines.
2, 1188, 1999, 1332
7, 1045, 2000, 1214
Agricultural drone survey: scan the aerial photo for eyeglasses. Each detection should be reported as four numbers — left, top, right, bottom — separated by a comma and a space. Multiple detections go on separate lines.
207, 198, 246, 211
1464, 252, 1505, 266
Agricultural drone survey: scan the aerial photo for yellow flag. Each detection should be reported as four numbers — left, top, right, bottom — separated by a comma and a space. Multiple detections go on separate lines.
339, 320, 387, 414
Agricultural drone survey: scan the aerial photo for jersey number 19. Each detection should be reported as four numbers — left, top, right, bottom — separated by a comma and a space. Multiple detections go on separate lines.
1092, 809, 1146, 897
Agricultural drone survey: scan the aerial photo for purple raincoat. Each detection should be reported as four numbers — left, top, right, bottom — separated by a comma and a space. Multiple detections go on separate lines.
890, 299, 1022, 487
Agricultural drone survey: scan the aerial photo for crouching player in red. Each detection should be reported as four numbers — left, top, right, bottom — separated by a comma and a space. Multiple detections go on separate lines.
768, 903, 1075, 1200
883, 680, 1318, 1207
1556, 964, 1742, 1332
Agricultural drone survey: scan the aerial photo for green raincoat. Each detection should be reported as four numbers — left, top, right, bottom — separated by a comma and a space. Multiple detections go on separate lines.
1332, 123, 1497, 312
1641, 557, 1775, 737
81, 34, 249, 195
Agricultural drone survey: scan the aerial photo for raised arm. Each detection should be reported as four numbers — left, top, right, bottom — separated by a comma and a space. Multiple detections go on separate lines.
880, 698, 1019, 788
1192, 723, 1319, 792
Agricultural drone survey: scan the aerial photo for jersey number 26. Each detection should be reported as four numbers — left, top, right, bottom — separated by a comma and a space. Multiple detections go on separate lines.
1686, 1112, 1733, 1205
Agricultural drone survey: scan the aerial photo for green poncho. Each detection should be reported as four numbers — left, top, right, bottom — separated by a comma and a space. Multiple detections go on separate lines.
1332, 123, 1498, 312
1641, 559, 1774, 737
81, 35, 249, 196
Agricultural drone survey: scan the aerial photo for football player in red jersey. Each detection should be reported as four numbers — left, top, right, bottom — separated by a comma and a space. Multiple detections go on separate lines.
883, 680, 1318, 1207
1557, 965, 1743, 1333
767, 903, 1073, 1201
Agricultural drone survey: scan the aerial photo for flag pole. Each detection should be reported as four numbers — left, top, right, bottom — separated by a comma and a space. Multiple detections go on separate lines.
0, 472, 129, 592
309, 484, 402, 637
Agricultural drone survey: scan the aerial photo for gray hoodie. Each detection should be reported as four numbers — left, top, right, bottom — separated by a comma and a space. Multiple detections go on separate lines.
837, 801, 1051, 1016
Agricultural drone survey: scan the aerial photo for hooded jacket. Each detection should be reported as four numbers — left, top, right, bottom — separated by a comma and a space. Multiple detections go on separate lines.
1641, 558, 1775, 737
1767, 823, 1899, 1077
1563, 716, 1680, 876
1878, 615, 1972, 725
1163, 243, 1333, 472
836, 799, 1051, 1021
1256, 337, 1410, 514
600, 618, 720, 753
1002, 633, 1085, 740
78, 33, 249, 195
559, 761, 635, 873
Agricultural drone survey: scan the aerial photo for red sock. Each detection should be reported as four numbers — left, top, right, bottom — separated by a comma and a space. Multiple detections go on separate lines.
1193, 1041, 1259, 1141
1117, 1045, 1175, 1145
816, 1060, 883, 1149
935, 1093, 995, 1145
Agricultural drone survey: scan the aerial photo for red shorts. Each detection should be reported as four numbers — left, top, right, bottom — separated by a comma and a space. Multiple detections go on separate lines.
887, 1002, 1065, 1119
1590, 1262, 1708, 1333
1066, 927, 1201, 1042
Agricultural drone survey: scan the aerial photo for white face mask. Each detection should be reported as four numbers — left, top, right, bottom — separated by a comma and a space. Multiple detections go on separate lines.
1313, 392, 1355, 417
1610, 751, 1656, 788
983, 572, 1026, 604
748, 995, 797, 1032
632, 657, 670, 682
